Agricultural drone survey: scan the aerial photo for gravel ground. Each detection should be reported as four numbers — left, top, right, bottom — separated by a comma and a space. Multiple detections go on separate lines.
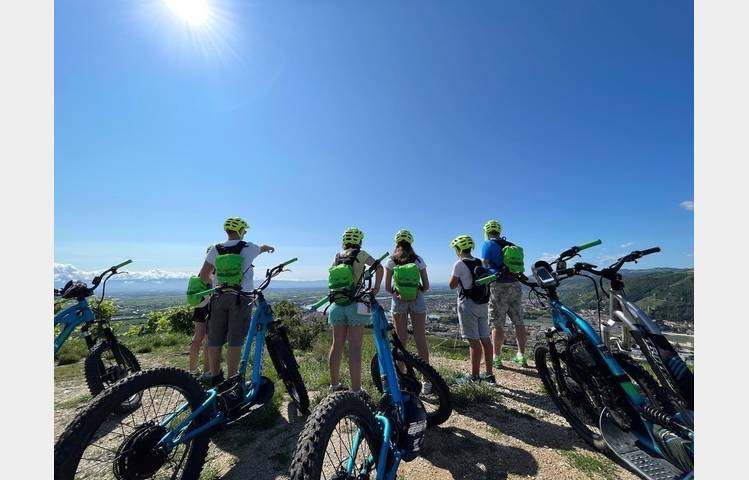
54, 352, 637, 479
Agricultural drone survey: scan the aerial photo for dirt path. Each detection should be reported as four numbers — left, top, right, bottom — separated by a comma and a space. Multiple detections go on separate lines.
54, 354, 636, 479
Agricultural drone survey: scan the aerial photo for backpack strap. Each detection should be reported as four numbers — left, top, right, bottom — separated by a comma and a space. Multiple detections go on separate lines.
335, 248, 361, 266
458, 258, 481, 297
490, 237, 515, 248
216, 240, 247, 255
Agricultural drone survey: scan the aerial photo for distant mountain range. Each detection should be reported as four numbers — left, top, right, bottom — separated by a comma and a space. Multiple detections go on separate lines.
54, 263, 329, 293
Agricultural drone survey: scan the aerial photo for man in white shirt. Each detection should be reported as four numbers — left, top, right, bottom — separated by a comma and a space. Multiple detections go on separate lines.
198, 217, 274, 384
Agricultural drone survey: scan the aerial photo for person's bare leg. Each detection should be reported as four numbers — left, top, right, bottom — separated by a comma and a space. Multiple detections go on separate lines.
329, 325, 348, 386
189, 322, 206, 372
202, 341, 210, 371
208, 346, 222, 376
515, 324, 527, 357
410, 312, 429, 363
468, 339, 481, 376
493, 325, 506, 358
226, 346, 242, 376
393, 313, 408, 371
347, 326, 365, 391
393, 313, 409, 349
480, 337, 493, 374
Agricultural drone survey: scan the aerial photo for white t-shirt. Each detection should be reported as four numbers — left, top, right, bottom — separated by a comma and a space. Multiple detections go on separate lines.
451, 257, 479, 291
384, 255, 427, 271
205, 240, 262, 292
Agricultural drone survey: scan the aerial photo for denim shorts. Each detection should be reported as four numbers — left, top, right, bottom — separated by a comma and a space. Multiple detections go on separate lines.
327, 302, 372, 327
390, 291, 427, 315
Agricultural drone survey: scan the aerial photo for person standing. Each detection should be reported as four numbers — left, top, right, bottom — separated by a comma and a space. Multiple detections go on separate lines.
326, 227, 383, 394
188, 246, 214, 381
384, 229, 432, 393
448, 235, 495, 384
197, 217, 275, 386
481, 219, 528, 368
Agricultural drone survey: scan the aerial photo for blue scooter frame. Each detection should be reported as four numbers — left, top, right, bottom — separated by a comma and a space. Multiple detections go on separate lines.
158, 282, 291, 449
309, 252, 415, 480
54, 299, 97, 353
499, 241, 693, 477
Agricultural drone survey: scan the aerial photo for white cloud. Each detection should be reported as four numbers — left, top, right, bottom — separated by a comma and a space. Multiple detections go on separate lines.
620, 241, 634, 249
54, 263, 191, 284
680, 200, 694, 211
540, 252, 557, 262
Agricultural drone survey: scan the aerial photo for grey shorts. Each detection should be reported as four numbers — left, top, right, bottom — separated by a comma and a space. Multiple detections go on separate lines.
488, 282, 523, 327
458, 299, 490, 339
207, 293, 253, 347
391, 291, 427, 315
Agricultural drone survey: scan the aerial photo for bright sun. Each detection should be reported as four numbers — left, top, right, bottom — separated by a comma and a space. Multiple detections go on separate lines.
164, 0, 211, 26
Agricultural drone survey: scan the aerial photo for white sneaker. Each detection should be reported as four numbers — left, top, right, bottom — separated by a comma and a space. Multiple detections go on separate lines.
422, 381, 433, 395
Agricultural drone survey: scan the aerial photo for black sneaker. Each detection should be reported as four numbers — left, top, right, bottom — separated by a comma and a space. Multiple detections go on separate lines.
209, 370, 225, 388
480, 373, 496, 384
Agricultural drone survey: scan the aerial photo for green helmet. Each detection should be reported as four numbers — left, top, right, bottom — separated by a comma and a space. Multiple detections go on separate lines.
450, 234, 474, 252
394, 229, 414, 245
224, 217, 249, 236
342, 227, 364, 246
483, 219, 502, 236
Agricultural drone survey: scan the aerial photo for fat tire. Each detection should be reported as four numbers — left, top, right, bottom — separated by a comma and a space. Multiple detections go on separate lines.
266, 330, 310, 414
289, 390, 382, 480
534, 339, 608, 451
370, 350, 452, 427
84, 340, 141, 398
54, 367, 211, 480
614, 353, 675, 414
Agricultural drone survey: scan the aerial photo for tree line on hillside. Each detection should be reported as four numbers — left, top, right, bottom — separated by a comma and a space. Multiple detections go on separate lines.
546, 269, 694, 324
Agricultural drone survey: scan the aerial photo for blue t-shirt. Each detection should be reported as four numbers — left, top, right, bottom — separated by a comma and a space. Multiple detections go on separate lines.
481, 239, 515, 283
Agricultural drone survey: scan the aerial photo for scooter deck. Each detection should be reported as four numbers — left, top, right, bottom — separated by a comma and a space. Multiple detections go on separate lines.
600, 409, 687, 480
225, 377, 276, 426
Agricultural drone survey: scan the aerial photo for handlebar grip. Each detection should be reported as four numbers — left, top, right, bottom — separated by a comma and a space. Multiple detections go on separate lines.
475, 274, 497, 286
640, 247, 661, 256
578, 239, 602, 251
309, 296, 329, 311
375, 252, 389, 263
113, 259, 133, 270
280, 257, 298, 267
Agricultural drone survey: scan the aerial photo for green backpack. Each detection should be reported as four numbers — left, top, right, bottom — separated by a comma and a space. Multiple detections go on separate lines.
392, 260, 421, 301
214, 241, 248, 288
502, 245, 525, 274
328, 248, 360, 305
186, 276, 211, 306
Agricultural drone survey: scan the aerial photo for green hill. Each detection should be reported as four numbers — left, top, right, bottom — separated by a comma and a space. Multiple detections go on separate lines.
550, 268, 694, 325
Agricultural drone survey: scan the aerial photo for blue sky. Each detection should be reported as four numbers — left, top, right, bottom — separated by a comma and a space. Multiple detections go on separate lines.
55, 0, 693, 281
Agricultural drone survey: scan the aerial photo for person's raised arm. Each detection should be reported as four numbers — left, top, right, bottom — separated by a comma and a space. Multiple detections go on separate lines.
259, 244, 275, 254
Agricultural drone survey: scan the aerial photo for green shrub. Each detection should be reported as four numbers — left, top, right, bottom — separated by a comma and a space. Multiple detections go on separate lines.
141, 306, 194, 336
273, 300, 326, 351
